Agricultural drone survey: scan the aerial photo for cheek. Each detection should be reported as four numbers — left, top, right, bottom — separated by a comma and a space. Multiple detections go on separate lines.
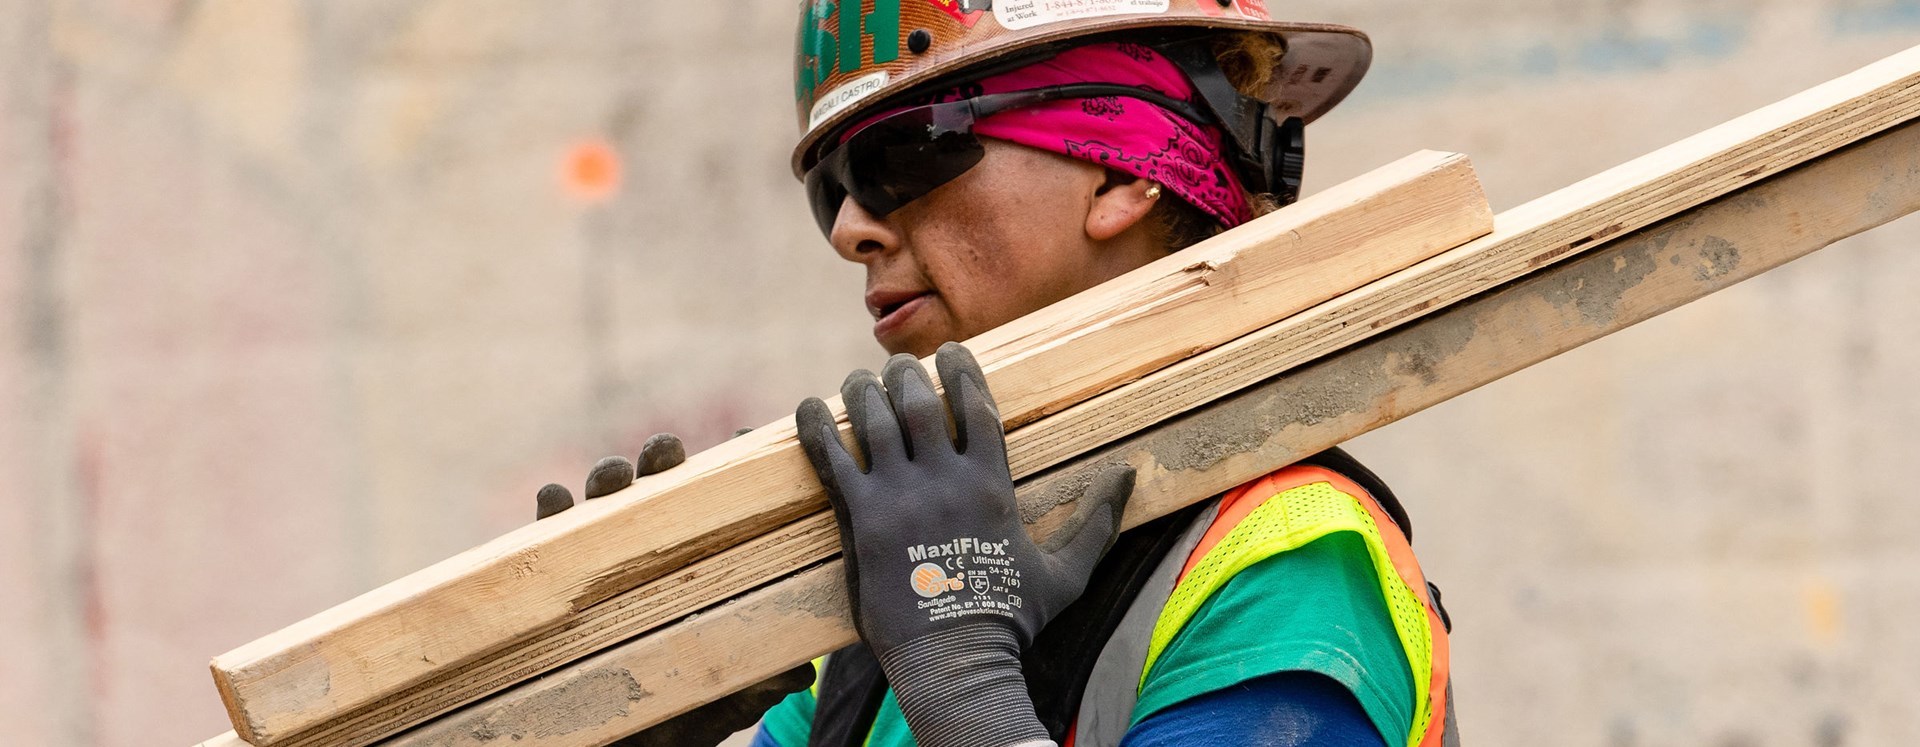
909, 167, 1095, 330
912, 216, 1053, 332
902, 221, 1012, 328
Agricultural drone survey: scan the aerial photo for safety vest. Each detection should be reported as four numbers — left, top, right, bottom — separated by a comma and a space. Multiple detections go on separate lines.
804, 449, 1457, 747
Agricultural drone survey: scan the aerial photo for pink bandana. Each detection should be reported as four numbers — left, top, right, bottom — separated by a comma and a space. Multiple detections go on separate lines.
855, 42, 1252, 227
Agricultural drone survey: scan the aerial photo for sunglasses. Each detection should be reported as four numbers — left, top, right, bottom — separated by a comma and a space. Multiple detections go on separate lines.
804, 83, 1214, 237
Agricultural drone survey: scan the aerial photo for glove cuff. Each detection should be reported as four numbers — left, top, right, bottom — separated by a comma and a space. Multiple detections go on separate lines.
876, 625, 1050, 747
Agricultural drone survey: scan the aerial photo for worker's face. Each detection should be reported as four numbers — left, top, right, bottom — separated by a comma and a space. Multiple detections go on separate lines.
827, 139, 1165, 358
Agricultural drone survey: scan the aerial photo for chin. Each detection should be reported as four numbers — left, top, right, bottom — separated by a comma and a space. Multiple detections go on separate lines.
876, 327, 952, 359
875, 308, 965, 359
879, 338, 936, 359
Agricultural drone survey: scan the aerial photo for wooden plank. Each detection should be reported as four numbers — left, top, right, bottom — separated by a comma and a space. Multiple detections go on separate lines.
211, 151, 1494, 747
376, 113, 1920, 747
390, 563, 853, 747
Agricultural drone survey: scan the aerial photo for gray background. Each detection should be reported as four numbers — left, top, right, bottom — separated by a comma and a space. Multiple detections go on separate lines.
3, 1, 1918, 745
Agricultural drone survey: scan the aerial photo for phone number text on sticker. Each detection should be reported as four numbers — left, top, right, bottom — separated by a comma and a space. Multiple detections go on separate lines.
994, 0, 1171, 31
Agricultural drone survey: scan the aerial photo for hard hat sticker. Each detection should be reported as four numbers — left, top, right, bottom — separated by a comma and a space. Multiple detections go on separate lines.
926, 0, 988, 27
808, 71, 892, 133
993, 0, 1170, 31
1190, 0, 1267, 20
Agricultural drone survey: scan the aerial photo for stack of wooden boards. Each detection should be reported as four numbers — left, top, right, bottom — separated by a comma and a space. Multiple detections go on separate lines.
198, 43, 1920, 747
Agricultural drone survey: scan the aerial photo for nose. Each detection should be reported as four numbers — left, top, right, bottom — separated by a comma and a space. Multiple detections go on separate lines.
829, 197, 900, 264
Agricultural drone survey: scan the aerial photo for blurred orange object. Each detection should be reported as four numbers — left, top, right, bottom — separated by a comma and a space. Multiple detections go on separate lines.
562, 139, 621, 203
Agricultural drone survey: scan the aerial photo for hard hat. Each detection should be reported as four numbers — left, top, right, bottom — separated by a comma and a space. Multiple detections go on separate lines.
791, 0, 1371, 186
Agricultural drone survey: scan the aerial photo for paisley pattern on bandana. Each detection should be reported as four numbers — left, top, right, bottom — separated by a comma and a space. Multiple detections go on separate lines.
957, 43, 1253, 227
1080, 96, 1126, 120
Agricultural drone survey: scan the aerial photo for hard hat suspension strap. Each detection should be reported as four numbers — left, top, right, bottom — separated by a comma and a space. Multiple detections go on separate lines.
1153, 37, 1309, 207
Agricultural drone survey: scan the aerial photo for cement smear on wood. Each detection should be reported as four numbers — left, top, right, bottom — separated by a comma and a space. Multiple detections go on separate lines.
439, 667, 648, 745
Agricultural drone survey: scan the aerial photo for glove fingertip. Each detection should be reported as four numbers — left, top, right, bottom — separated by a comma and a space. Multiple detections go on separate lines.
937, 344, 1006, 461
796, 397, 856, 476
637, 433, 687, 476
934, 341, 986, 386
883, 353, 951, 458
796, 397, 834, 443
535, 483, 574, 520
584, 455, 637, 500
1093, 464, 1136, 530
1053, 464, 1135, 570
1090, 464, 1137, 508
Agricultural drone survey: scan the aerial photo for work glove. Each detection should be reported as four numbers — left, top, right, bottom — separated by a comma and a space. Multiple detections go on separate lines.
796, 343, 1135, 747
536, 431, 814, 747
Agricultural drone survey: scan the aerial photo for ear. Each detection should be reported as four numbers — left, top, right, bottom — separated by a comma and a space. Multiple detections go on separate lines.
1086, 170, 1160, 242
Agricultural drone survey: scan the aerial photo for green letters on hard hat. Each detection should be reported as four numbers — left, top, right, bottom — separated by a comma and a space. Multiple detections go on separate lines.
798, 0, 901, 101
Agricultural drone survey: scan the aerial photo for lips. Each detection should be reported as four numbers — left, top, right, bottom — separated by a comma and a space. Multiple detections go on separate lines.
867, 288, 935, 342
866, 289, 932, 321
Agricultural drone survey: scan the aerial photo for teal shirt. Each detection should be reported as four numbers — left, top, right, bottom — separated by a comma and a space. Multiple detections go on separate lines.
758, 530, 1415, 746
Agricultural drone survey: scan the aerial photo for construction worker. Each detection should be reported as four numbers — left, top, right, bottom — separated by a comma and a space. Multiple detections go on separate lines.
536, 3, 1454, 746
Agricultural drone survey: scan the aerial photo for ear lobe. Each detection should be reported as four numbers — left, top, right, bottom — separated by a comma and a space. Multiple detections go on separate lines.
1086, 172, 1160, 242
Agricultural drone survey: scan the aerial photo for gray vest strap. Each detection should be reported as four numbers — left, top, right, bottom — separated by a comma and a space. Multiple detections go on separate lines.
1070, 500, 1219, 747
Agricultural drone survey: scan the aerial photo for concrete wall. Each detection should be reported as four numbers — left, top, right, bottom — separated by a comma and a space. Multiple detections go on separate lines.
2, 1, 1917, 745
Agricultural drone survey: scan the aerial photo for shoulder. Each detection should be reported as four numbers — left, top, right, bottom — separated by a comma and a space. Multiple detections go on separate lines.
1131, 457, 1424, 743
1134, 515, 1418, 744
1180, 452, 1403, 588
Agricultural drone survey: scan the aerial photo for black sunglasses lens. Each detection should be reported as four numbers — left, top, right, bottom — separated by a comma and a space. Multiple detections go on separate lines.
806, 106, 986, 237
845, 117, 986, 216
805, 164, 847, 237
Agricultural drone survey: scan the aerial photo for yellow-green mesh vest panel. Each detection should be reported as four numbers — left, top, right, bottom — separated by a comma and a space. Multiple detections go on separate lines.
1139, 481, 1435, 747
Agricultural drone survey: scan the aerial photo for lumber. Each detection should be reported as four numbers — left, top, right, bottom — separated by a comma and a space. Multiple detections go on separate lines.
212, 151, 1494, 747
377, 111, 1920, 747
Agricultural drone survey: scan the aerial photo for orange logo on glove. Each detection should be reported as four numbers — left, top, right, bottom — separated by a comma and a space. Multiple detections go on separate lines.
911, 563, 966, 598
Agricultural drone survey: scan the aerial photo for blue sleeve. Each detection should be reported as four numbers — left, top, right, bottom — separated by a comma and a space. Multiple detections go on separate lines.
748, 726, 787, 747
1119, 671, 1388, 747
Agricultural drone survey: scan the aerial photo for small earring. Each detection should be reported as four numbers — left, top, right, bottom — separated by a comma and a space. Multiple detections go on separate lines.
1144, 182, 1162, 200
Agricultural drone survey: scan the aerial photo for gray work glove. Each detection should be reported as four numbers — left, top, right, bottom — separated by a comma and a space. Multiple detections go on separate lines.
537, 431, 814, 747
796, 343, 1134, 747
